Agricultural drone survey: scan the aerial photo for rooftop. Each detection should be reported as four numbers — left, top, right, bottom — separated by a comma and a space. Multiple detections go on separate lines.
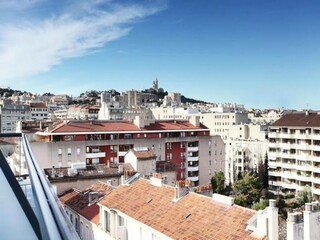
131, 149, 156, 160
44, 119, 208, 134
271, 111, 320, 127
30, 102, 47, 108
99, 178, 260, 240
44, 163, 135, 182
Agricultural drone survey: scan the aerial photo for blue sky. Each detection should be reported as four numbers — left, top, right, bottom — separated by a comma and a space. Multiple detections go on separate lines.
0, 0, 320, 109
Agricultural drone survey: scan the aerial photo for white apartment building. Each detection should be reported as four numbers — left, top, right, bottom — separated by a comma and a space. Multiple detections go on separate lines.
150, 106, 199, 120
0, 104, 31, 133
268, 111, 320, 198
210, 103, 245, 113
199, 112, 249, 140
30, 102, 49, 120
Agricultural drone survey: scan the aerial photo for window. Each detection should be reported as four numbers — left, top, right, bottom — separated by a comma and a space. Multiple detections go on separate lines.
58, 148, 62, 155
75, 218, 78, 232
105, 211, 110, 232
64, 135, 73, 141
70, 214, 73, 224
118, 215, 124, 226
85, 225, 89, 240
80, 222, 84, 239
77, 148, 81, 155
67, 148, 72, 155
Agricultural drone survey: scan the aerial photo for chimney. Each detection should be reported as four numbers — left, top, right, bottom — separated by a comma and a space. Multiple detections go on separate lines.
287, 212, 303, 240
304, 202, 320, 240
212, 193, 234, 206
189, 116, 200, 127
267, 199, 278, 240
150, 173, 162, 187
88, 192, 99, 205
172, 180, 188, 202
134, 115, 145, 128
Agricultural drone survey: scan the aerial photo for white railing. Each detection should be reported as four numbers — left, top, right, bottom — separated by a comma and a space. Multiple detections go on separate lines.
187, 166, 199, 172
188, 176, 199, 182
85, 152, 106, 158
187, 156, 199, 162
187, 146, 199, 152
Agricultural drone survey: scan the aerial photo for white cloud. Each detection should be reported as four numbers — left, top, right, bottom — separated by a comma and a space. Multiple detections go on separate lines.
0, 1, 165, 84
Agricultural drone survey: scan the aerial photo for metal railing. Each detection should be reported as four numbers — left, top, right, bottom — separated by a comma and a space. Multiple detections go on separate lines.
0, 133, 80, 240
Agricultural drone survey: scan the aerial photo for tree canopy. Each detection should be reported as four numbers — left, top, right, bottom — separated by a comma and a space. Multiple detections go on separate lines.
232, 172, 262, 207
211, 171, 225, 194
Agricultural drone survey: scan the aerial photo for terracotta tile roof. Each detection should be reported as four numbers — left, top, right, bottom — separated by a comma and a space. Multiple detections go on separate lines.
50, 121, 141, 133
271, 111, 320, 127
48, 120, 208, 133
142, 121, 208, 131
99, 179, 260, 240
30, 102, 47, 108
79, 204, 100, 225
131, 149, 156, 160
59, 181, 113, 220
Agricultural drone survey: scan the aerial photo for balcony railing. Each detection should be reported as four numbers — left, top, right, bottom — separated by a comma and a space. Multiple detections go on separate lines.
0, 133, 79, 240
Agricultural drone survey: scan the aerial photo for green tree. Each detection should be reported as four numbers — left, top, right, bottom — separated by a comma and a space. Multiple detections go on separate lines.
252, 199, 269, 211
211, 171, 225, 194
232, 172, 262, 207
263, 152, 269, 188
296, 186, 313, 206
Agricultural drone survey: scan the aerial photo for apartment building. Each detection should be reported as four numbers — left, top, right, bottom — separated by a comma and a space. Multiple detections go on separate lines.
199, 112, 249, 140
30, 102, 49, 120
225, 124, 268, 183
32, 116, 217, 186
151, 106, 199, 120
268, 111, 320, 198
0, 103, 30, 133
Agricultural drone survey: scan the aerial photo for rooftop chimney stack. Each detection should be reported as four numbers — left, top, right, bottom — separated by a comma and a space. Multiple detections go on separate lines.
304, 202, 320, 240
287, 212, 303, 240
267, 199, 278, 240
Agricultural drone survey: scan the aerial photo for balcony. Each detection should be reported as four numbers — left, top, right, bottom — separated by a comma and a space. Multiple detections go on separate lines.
296, 174, 312, 182
187, 166, 199, 172
118, 151, 128, 157
282, 163, 295, 169
269, 171, 282, 177
282, 182, 297, 190
311, 155, 320, 162
0, 133, 79, 240
187, 156, 199, 162
310, 145, 320, 151
268, 152, 277, 160
268, 161, 281, 168
312, 177, 320, 185
311, 134, 320, 141
85, 152, 106, 158
282, 171, 296, 179
268, 142, 277, 148
312, 187, 320, 196
279, 143, 292, 149
313, 166, 320, 173
187, 146, 199, 152
279, 133, 292, 138
269, 180, 282, 187
293, 133, 310, 140
188, 176, 199, 182
268, 132, 278, 138
295, 164, 312, 172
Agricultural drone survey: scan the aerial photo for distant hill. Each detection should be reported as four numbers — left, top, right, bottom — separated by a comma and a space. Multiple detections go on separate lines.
181, 95, 206, 104
0, 87, 207, 105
